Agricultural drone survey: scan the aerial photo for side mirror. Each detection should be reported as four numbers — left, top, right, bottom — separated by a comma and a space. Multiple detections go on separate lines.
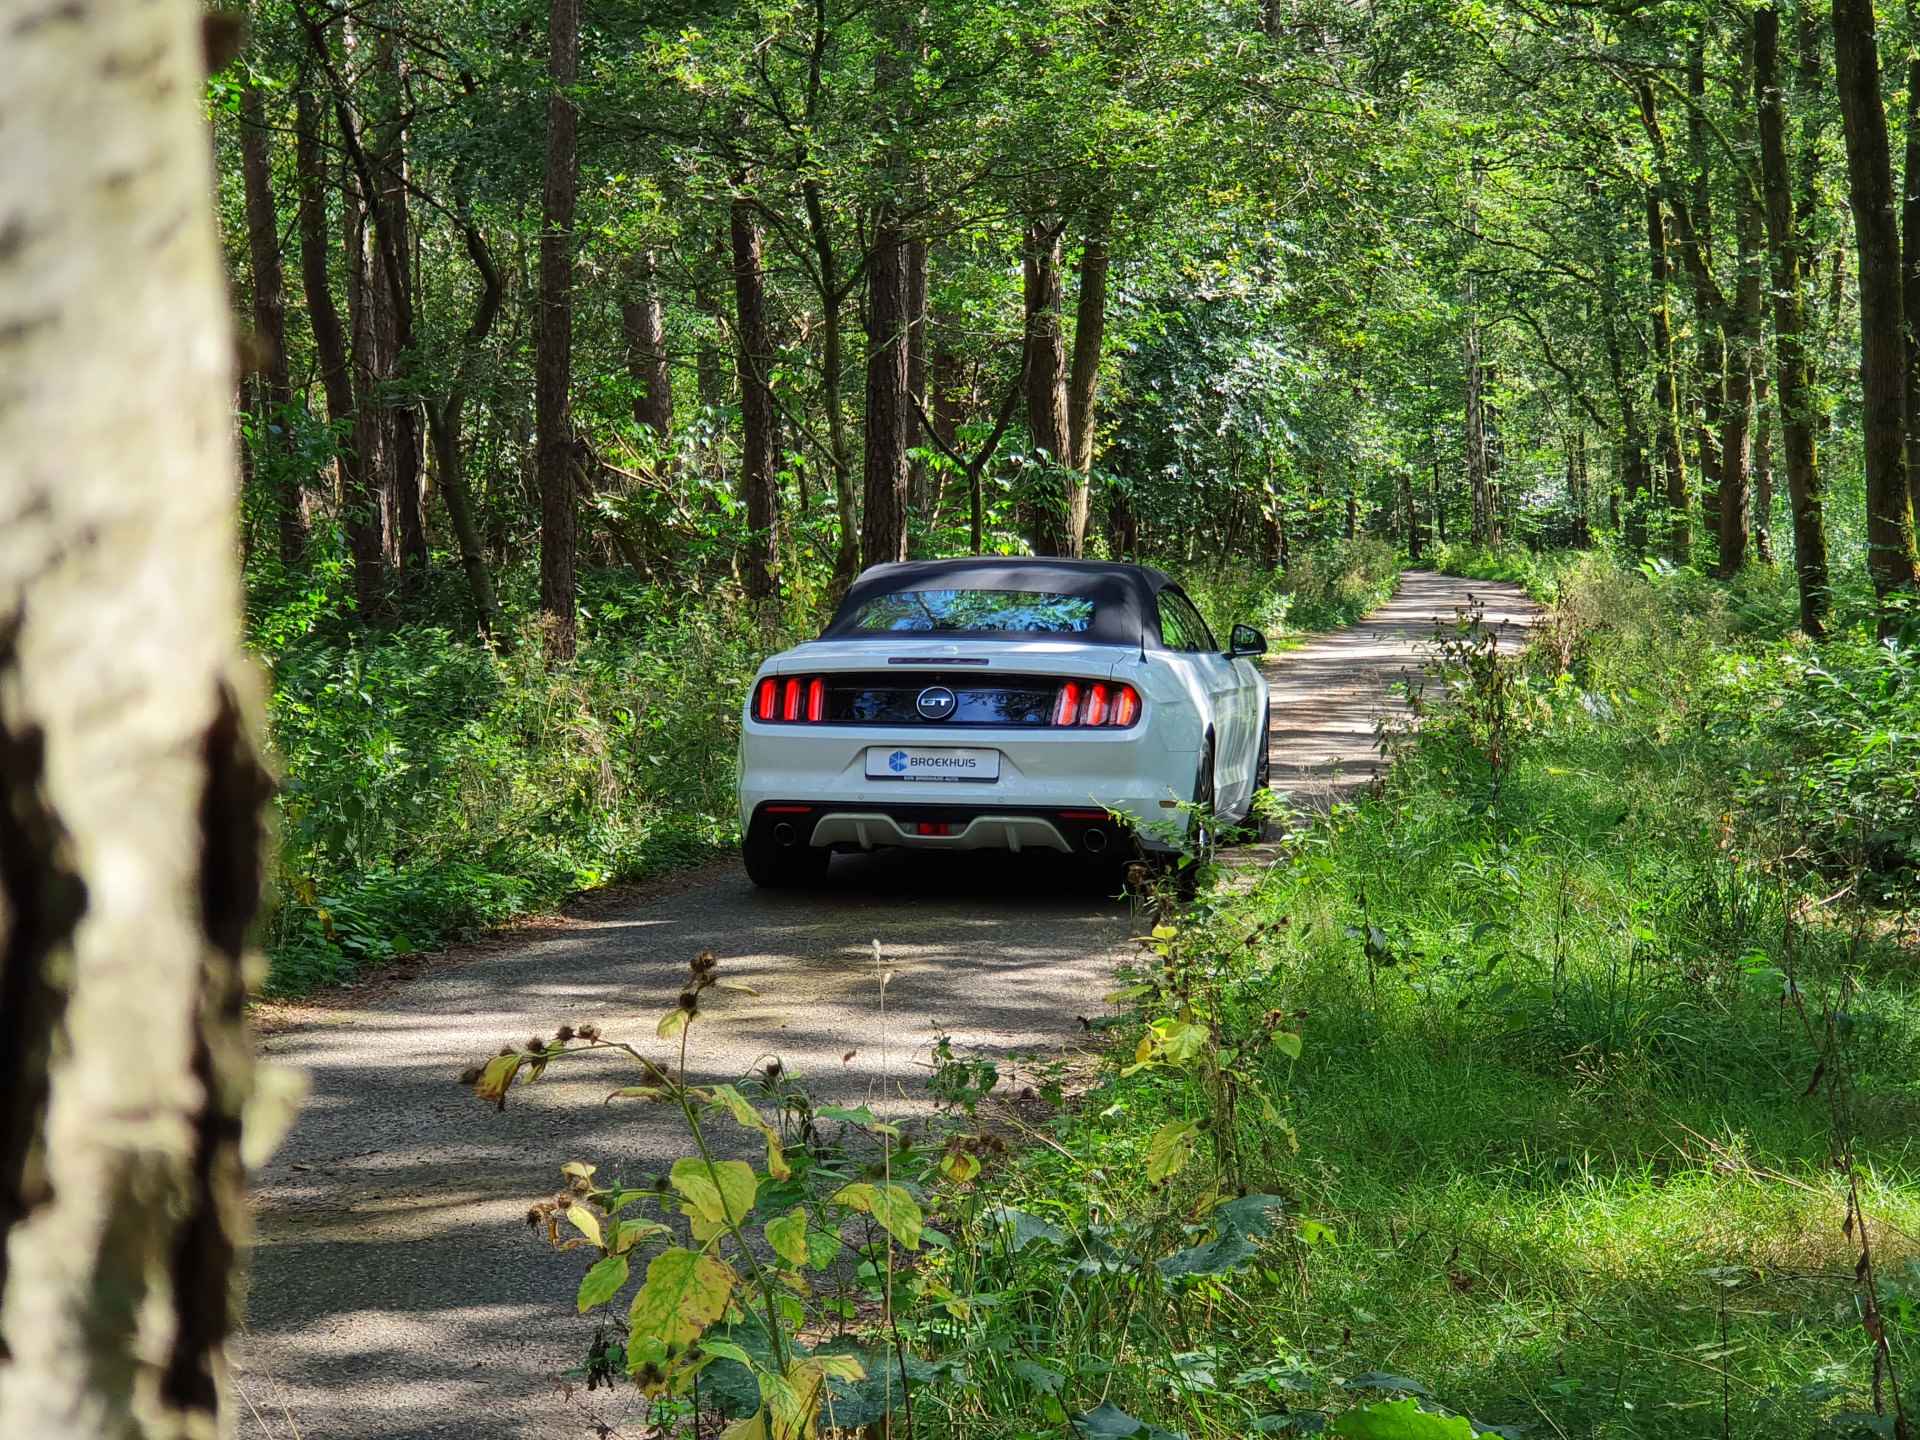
1228, 623, 1267, 658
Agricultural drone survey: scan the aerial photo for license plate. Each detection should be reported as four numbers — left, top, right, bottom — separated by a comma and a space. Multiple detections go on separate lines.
865, 746, 1000, 782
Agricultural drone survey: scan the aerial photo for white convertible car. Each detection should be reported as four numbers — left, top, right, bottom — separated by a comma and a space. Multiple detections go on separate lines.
736, 557, 1271, 887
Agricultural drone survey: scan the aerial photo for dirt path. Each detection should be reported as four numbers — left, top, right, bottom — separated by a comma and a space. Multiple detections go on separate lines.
232, 569, 1538, 1439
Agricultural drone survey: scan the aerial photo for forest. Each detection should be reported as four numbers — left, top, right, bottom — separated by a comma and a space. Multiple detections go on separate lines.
2, 0, 1919, 1436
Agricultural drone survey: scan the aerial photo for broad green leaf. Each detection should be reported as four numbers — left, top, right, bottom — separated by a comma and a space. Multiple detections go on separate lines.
577, 1253, 629, 1312
670, 1157, 757, 1226
611, 1218, 669, 1254
1330, 1398, 1476, 1438
711, 1083, 791, 1179
814, 1352, 867, 1381
833, 1182, 923, 1249
627, 1246, 736, 1355
1071, 1401, 1185, 1438
1272, 1031, 1303, 1061
1300, 1217, 1339, 1247
1146, 1119, 1199, 1183
1159, 1020, 1211, 1063
1106, 983, 1154, 1003
702, 1339, 757, 1367
985, 1205, 1069, 1250
1159, 1194, 1291, 1279
765, 1209, 809, 1267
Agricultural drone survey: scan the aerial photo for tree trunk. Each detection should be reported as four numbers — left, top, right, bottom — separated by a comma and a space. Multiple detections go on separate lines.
0, 5, 272, 1432
370, 32, 425, 581
1600, 236, 1652, 551
622, 250, 674, 439
1022, 219, 1072, 555
862, 216, 911, 568
1833, 0, 1920, 616
239, 85, 305, 564
1067, 208, 1111, 553
1685, 41, 1727, 558
1464, 311, 1492, 544
426, 217, 503, 635
342, 169, 390, 614
1757, 3, 1831, 634
536, 0, 581, 660
1905, 0, 1920, 527
1646, 189, 1690, 561
1754, 372, 1776, 563
801, 180, 860, 588
732, 196, 781, 602
905, 237, 929, 532
1719, 145, 1764, 577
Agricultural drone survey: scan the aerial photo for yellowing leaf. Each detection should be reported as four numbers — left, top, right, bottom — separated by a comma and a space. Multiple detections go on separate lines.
814, 1353, 867, 1382
765, 1209, 809, 1267
473, 1052, 522, 1108
1146, 1119, 1199, 1184
577, 1253, 629, 1311
607, 1085, 669, 1102
1299, 1217, 1339, 1247
1159, 1020, 1211, 1063
1105, 983, 1154, 1003
711, 1084, 792, 1180
658, 1008, 691, 1041
940, 1150, 982, 1184
718, 1409, 767, 1440
1151, 924, 1180, 941
715, 980, 760, 995
833, 1182, 923, 1249
561, 1161, 597, 1183
627, 1246, 736, 1355
670, 1157, 757, 1226
565, 1204, 604, 1250
612, 1218, 670, 1255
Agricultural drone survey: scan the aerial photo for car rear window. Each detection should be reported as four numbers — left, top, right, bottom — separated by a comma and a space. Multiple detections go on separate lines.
841, 589, 1096, 634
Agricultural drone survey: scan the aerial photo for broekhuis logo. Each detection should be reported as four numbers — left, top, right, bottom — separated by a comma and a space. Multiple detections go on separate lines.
890, 750, 979, 774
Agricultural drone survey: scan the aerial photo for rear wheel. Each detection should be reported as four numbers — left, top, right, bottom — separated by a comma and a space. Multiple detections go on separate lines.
742, 814, 832, 889
1173, 739, 1217, 900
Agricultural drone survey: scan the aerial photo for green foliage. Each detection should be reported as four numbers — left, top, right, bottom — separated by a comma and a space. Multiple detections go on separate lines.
920, 554, 1920, 1440
254, 557, 780, 993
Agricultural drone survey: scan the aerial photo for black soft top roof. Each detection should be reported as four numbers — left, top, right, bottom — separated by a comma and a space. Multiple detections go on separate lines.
822, 557, 1173, 645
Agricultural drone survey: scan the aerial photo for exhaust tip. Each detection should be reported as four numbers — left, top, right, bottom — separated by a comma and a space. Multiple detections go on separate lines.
1082, 827, 1109, 855
773, 822, 797, 847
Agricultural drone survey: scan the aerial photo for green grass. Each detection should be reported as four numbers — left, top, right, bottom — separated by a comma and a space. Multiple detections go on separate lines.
914, 553, 1920, 1440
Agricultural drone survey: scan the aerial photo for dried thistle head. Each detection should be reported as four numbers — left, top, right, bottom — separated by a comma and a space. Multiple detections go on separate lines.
691, 949, 718, 975
527, 1036, 545, 1054
677, 990, 699, 1014
763, 1058, 783, 1080
525, 1205, 543, 1228
498, 1045, 515, 1057
554, 1024, 576, 1044
576, 1023, 601, 1042
457, 1066, 483, 1087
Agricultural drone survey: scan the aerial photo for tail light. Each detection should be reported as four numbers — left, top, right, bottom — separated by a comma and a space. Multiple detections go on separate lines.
751, 676, 830, 724
1053, 681, 1141, 727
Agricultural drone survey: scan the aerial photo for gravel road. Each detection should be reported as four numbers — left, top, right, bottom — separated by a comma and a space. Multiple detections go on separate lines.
232, 569, 1536, 1439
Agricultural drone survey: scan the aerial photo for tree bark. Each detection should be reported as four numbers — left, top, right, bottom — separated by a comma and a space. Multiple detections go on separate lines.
1905, 0, 1920, 526
1600, 233, 1652, 552
1719, 136, 1764, 577
1645, 189, 1690, 560
1684, 42, 1727, 557
862, 218, 911, 568
0, 5, 273, 1433
622, 250, 674, 439
426, 216, 503, 634
1022, 219, 1072, 555
905, 237, 929, 532
1067, 208, 1110, 556
800, 180, 860, 588
1464, 311, 1492, 544
369, 31, 425, 580
1833, 0, 1920, 616
732, 196, 780, 602
343, 167, 391, 613
1754, 372, 1776, 563
239, 84, 305, 564
1757, 2, 1831, 634
536, 0, 581, 660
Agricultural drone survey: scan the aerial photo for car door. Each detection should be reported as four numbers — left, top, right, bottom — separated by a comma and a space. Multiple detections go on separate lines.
1156, 587, 1247, 810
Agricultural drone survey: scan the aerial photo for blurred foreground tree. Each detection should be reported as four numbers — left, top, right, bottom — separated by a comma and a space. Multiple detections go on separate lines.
0, 2, 274, 1433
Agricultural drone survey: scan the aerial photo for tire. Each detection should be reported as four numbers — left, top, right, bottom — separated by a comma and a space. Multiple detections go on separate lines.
742, 815, 831, 889
1174, 739, 1217, 900
1254, 703, 1271, 794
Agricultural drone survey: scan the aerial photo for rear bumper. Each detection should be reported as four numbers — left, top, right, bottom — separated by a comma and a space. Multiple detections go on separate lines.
747, 801, 1135, 857
738, 724, 1196, 853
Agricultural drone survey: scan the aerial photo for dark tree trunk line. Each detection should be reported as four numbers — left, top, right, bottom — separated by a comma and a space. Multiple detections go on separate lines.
1022, 218, 1074, 556
905, 237, 929, 534
343, 163, 392, 614
1906, 0, 1920, 527
296, 72, 383, 619
861, 217, 911, 568
1754, 372, 1775, 564
426, 213, 503, 635
1600, 221, 1653, 553
622, 249, 674, 440
239, 85, 306, 564
535, 0, 580, 660
1833, 0, 1920, 618
1644, 187, 1689, 562
1757, 1, 1831, 634
1069, 204, 1111, 555
800, 178, 860, 588
370, 30, 426, 580
732, 194, 781, 603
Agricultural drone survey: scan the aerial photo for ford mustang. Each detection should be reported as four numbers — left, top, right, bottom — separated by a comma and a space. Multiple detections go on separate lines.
736, 557, 1270, 887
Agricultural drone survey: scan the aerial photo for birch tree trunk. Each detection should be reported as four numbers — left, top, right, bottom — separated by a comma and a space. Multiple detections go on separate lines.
0, 3, 273, 1434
